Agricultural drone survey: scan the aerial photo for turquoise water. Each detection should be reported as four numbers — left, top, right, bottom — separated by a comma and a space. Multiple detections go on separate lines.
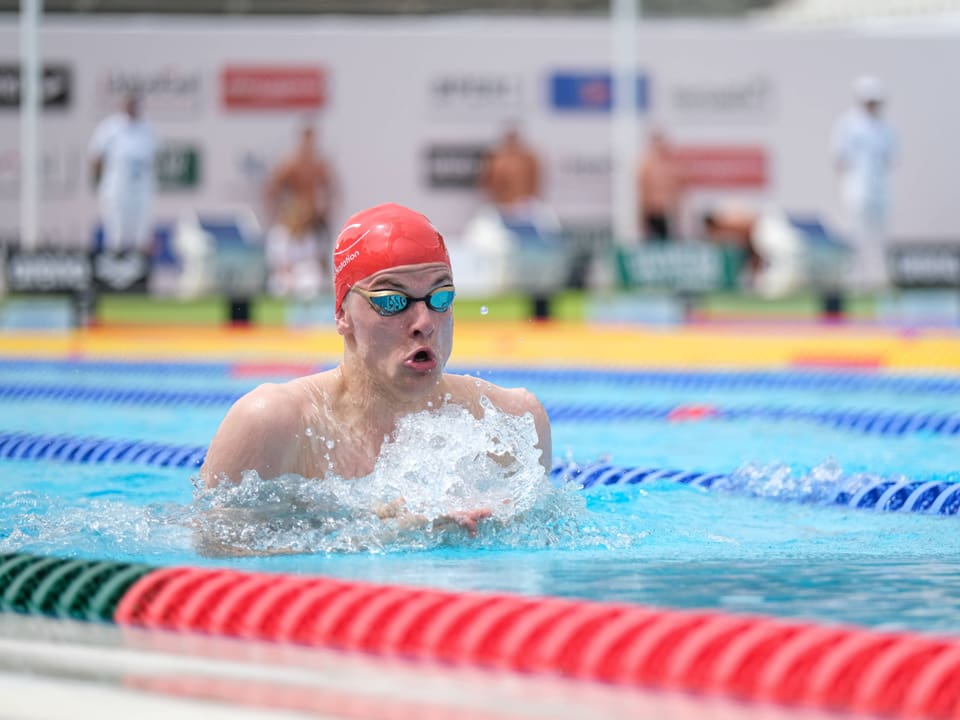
2, 360, 960, 634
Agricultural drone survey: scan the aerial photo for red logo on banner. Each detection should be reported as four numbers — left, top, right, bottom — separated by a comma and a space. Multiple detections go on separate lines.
578, 79, 611, 108
221, 66, 325, 110
673, 146, 767, 188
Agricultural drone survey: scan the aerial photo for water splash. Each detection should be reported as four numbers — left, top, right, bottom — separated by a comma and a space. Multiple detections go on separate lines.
711, 458, 908, 506
192, 400, 596, 556
0, 489, 190, 560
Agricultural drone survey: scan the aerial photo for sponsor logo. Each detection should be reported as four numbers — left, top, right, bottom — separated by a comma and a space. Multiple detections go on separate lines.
334, 250, 359, 275
98, 67, 202, 119
0, 64, 72, 109
424, 144, 488, 189
93, 250, 149, 292
673, 146, 767, 188
668, 76, 774, 121
552, 153, 611, 204
221, 66, 325, 110
558, 154, 611, 178
429, 74, 522, 115
550, 72, 648, 112
155, 144, 201, 191
6, 249, 92, 292
889, 244, 960, 288
618, 243, 726, 293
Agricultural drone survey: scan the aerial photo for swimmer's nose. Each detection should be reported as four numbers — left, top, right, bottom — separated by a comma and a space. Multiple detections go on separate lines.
407, 297, 436, 337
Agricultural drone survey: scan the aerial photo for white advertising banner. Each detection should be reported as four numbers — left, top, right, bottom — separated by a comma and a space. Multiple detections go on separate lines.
0, 16, 955, 252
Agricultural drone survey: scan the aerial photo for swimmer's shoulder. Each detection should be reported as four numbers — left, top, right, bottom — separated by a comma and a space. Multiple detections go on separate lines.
228, 371, 335, 432
204, 373, 336, 487
444, 372, 546, 419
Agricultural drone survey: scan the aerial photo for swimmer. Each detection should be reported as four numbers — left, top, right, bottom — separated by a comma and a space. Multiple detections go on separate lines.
200, 202, 552, 547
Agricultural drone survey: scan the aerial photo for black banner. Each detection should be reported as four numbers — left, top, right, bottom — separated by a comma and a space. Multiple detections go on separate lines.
424, 144, 488, 189
6, 248, 151, 294
6, 249, 91, 293
0, 64, 72, 109
92, 250, 149, 293
888, 243, 960, 289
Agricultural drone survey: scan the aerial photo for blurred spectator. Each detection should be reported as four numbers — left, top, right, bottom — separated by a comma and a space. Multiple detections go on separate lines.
479, 123, 541, 214
830, 75, 898, 292
702, 206, 763, 288
468, 123, 566, 315
87, 92, 157, 252
638, 129, 685, 242
476, 123, 562, 244
265, 197, 328, 300
264, 124, 338, 256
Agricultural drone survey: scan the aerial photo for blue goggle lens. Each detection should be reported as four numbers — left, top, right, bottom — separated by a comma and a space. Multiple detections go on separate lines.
359, 286, 456, 316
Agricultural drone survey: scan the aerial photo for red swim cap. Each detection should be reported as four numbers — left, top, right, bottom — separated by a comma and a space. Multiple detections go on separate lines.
333, 203, 451, 312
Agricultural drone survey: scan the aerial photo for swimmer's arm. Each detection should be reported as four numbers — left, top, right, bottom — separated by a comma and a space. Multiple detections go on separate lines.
528, 392, 553, 474
200, 384, 305, 488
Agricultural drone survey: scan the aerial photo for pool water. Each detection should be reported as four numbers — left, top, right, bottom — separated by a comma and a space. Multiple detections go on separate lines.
2, 359, 959, 635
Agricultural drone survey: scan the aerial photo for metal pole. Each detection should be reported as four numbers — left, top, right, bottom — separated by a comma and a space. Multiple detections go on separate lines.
611, 0, 640, 248
20, 0, 42, 252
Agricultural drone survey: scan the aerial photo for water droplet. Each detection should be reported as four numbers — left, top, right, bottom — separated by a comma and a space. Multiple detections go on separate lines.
480, 306, 489, 316
326, 439, 335, 450
305, 428, 314, 437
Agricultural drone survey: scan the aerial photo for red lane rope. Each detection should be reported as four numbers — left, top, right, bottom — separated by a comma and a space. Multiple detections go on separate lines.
113, 567, 960, 719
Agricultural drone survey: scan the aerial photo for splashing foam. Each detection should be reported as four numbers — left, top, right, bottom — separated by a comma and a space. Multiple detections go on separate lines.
713, 458, 907, 505
193, 399, 589, 555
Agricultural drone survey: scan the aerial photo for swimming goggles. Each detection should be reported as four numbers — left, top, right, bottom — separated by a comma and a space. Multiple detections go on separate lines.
352, 285, 456, 316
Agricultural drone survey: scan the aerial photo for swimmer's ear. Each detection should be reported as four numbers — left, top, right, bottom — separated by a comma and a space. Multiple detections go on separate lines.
335, 303, 351, 336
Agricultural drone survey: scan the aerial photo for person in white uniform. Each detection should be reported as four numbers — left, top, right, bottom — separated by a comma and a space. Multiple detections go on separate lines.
88, 93, 157, 252
830, 75, 898, 292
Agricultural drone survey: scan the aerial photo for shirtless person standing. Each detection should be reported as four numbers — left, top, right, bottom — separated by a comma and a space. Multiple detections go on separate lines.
479, 126, 541, 213
264, 125, 338, 271
638, 129, 685, 243
201, 203, 552, 536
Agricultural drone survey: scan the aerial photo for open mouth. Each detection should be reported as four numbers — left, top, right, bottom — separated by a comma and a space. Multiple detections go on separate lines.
406, 348, 437, 372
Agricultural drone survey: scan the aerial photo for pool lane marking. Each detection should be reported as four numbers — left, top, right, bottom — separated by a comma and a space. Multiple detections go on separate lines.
7, 360, 960, 394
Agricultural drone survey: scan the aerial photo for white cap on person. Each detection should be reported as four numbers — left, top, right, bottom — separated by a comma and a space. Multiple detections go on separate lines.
854, 75, 885, 103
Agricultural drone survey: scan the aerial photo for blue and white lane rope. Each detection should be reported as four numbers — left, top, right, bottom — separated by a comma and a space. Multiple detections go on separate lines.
550, 462, 960, 515
0, 431, 205, 469
4, 381, 960, 438
2, 429, 960, 516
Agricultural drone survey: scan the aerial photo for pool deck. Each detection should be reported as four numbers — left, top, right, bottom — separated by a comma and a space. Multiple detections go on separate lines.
2, 320, 960, 370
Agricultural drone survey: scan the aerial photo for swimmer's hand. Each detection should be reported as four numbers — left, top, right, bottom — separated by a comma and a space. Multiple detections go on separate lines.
376, 499, 492, 537
432, 508, 492, 537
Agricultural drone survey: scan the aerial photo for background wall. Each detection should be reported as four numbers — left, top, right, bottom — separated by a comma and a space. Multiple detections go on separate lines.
0, 15, 955, 249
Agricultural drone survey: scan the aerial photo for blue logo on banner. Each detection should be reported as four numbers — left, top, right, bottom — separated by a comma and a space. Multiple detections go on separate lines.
550, 72, 649, 111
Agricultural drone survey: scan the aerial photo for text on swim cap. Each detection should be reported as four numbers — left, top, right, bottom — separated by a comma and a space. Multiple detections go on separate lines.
334, 250, 360, 276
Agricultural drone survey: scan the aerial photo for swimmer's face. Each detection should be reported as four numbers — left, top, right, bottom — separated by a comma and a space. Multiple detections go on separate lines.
338, 263, 454, 394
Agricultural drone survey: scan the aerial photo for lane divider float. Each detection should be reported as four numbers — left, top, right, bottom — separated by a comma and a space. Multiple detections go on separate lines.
0, 551, 958, 720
